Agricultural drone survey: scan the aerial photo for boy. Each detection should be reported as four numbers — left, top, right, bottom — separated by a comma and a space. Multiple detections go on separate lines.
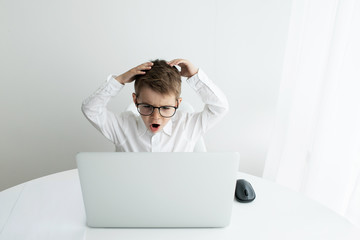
82, 58, 228, 152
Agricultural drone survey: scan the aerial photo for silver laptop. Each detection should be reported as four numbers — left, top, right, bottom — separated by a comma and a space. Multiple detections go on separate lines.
76, 152, 239, 228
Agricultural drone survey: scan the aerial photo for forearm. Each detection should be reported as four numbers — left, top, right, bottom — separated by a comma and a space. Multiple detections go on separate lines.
81, 74, 127, 145
181, 69, 228, 140
187, 69, 229, 118
81, 75, 123, 120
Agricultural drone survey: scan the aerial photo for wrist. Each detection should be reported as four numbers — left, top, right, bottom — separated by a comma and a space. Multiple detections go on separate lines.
115, 75, 125, 85
189, 68, 199, 78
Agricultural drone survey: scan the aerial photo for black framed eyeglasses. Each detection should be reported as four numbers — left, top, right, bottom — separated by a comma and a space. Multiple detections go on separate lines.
136, 103, 178, 118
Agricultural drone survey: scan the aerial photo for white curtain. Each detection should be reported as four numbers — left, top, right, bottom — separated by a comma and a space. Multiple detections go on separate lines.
263, 0, 360, 227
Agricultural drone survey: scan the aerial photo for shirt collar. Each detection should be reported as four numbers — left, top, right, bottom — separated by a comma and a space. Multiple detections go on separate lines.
137, 116, 148, 137
137, 116, 173, 137
162, 119, 173, 136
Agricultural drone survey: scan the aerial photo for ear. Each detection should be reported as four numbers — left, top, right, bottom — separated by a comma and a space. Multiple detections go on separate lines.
132, 93, 137, 105
177, 97, 182, 106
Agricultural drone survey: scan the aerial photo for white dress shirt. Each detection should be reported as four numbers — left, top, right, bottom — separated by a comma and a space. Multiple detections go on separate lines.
81, 68, 228, 152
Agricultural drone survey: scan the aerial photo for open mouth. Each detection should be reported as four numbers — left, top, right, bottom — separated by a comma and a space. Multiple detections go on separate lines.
150, 124, 160, 132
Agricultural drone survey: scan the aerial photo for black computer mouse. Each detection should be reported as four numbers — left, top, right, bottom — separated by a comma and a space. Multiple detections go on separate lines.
235, 179, 256, 203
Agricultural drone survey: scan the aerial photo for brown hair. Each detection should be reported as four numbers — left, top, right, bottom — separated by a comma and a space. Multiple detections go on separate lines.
134, 59, 181, 98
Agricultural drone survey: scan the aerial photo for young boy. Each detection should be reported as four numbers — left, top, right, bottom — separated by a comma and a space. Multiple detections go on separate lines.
82, 58, 228, 152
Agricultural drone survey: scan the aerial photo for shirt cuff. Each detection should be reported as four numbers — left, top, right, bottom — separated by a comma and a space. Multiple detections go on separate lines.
107, 74, 125, 90
186, 68, 211, 90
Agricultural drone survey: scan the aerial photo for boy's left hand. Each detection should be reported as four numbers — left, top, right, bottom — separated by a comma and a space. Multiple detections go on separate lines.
168, 59, 198, 78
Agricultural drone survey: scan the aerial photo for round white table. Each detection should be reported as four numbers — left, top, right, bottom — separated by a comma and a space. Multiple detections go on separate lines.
0, 169, 359, 240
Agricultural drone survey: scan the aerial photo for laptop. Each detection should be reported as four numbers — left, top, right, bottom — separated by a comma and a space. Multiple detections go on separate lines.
76, 152, 240, 228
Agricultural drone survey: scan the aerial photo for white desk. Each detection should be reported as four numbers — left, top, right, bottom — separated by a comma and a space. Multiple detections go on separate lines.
1, 169, 359, 240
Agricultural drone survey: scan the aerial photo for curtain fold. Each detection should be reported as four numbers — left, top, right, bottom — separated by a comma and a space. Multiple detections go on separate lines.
263, 0, 360, 227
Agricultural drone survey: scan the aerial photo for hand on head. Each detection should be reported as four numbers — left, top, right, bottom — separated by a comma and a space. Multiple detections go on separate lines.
167, 59, 198, 78
115, 62, 153, 85
115, 58, 198, 85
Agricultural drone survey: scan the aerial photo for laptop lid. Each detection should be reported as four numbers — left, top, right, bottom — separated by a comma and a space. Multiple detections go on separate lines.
76, 152, 239, 228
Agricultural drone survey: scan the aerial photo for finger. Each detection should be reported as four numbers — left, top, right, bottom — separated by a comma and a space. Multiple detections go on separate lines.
137, 63, 152, 71
136, 70, 147, 75
171, 59, 183, 66
143, 62, 154, 67
171, 59, 187, 67
167, 59, 182, 66
130, 68, 146, 76
139, 66, 152, 71
145, 62, 153, 68
134, 62, 152, 71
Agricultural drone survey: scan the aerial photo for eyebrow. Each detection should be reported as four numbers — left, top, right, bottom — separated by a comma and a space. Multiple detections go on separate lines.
138, 102, 177, 107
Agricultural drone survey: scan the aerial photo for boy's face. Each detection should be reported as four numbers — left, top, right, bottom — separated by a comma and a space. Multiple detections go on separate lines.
133, 86, 182, 134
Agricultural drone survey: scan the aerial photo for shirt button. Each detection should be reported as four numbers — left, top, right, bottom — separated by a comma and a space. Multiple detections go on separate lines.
151, 134, 161, 151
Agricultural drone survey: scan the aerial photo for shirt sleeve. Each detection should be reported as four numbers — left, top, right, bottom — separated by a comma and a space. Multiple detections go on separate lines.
81, 75, 127, 145
183, 68, 229, 140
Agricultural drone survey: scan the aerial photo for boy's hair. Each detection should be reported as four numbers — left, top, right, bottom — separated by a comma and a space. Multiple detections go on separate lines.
134, 59, 181, 99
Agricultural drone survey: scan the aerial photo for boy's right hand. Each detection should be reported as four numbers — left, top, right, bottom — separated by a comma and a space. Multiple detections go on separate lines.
115, 62, 153, 85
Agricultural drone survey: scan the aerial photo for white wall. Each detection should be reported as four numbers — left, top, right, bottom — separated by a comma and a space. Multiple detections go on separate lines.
0, 0, 292, 191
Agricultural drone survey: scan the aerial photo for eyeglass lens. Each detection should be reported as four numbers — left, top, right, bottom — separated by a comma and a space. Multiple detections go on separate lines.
137, 105, 176, 117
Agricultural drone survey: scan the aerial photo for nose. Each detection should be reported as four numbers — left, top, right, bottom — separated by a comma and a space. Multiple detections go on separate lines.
150, 108, 161, 119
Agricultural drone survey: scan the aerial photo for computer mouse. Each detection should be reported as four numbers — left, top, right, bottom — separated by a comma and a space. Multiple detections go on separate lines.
235, 179, 256, 203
